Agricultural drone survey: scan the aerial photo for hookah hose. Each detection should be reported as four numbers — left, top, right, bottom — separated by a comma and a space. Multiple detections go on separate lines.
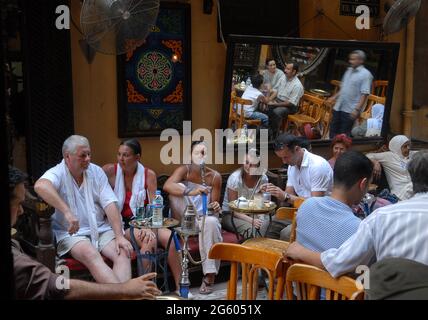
173, 231, 181, 251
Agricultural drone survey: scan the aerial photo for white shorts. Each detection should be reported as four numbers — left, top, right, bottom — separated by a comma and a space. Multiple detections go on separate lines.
57, 229, 116, 257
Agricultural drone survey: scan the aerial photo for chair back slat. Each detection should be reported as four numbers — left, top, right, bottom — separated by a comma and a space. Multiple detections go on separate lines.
209, 243, 284, 300
285, 263, 364, 300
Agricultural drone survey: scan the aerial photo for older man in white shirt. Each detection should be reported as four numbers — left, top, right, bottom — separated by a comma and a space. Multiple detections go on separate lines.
285, 150, 428, 280
260, 134, 333, 240
35, 135, 133, 284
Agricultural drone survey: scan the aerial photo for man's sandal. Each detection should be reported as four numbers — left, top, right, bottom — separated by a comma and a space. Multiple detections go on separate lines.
199, 278, 214, 295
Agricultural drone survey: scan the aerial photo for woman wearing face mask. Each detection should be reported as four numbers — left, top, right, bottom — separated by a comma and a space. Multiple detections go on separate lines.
366, 135, 417, 200
221, 149, 269, 239
328, 134, 353, 169
163, 140, 222, 295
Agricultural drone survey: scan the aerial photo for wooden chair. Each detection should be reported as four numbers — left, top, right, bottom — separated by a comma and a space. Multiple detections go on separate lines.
283, 94, 327, 136
285, 263, 365, 300
208, 243, 284, 300
359, 94, 386, 122
371, 80, 388, 98
228, 94, 262, 129
330, 79, 341, 95
242, 204, 302, 300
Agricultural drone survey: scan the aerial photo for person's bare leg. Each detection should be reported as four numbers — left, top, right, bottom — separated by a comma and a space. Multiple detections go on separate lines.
101, 240, 131, 283
158, 228, 182, 290
70, 241, 120, 283
125, 228, 156, 273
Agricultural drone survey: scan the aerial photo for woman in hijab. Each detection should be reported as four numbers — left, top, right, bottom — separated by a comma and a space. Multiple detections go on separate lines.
351, 103, 384, 138
366, 135, 417, 200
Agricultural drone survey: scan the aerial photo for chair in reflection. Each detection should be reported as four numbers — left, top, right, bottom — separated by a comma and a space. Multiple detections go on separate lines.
208, 243, 285, 300
330, 79, 341, 95
371, 80, 388, 98
282, 94, 328, 138
228, 92, 262, 130
285, 263, 365, 300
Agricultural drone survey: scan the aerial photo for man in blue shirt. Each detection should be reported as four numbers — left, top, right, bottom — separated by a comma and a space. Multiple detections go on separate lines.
327, 50, 373, 138
296, 150, 373, 252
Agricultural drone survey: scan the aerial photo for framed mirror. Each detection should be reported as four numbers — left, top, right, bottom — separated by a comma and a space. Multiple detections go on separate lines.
221, 35, 400, 146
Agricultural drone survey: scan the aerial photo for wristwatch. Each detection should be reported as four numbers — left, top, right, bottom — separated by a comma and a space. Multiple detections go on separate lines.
283, 191, 290, 202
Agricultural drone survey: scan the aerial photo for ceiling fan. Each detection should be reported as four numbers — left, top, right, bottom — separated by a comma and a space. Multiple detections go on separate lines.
382, 0, 421, 35
75, 0, 160, 63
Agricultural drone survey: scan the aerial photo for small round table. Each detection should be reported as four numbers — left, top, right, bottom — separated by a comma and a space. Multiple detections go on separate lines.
228, 201, 277, 238
309, 88, 331, 99
129, 217, 180, 292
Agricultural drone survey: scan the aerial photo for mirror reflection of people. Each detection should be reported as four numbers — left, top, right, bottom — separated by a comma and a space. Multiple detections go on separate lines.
351, 103, 384, 138
366, 135, 416, 201
263, 58, 285, 102
10, 166, 161, 300
265, 63, 304, 139
103, 139, 182, 292
163, 141, 222, 295
34, 135, 133, 284
327, 50, 373, 138
240, 74, 269, 129
328, 134, 353, 169
259, 134, 333, 240
221, 149, 268, 239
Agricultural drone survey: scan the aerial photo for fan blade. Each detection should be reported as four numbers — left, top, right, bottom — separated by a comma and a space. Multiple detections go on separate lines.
383, 0, 421, 35
80, 0, 160, 55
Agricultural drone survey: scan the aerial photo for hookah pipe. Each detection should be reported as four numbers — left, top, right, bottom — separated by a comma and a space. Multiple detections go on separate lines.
178, 159, 208, 298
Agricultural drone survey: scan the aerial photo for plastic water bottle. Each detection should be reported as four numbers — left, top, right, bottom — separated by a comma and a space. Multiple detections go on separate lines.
152, 190, 163, 227
243, 123, 248, 138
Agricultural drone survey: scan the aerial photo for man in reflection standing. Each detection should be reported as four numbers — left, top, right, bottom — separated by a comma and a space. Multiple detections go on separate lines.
327, 50, 373, 138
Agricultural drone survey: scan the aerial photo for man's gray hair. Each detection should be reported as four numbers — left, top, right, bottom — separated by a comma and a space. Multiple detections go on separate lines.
408, 150, 428, 194
62, 135, 90, 157
351, 50, 367, 62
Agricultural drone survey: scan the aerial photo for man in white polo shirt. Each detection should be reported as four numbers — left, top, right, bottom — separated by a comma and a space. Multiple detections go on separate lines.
260, 133, 333, 240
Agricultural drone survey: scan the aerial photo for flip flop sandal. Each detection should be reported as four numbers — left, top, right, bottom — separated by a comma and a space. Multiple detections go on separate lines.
199, 278, 214, 295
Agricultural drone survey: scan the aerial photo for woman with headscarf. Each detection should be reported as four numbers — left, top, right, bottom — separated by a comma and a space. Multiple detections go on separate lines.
366, 135, 417, 200
351, 103, 384, 138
